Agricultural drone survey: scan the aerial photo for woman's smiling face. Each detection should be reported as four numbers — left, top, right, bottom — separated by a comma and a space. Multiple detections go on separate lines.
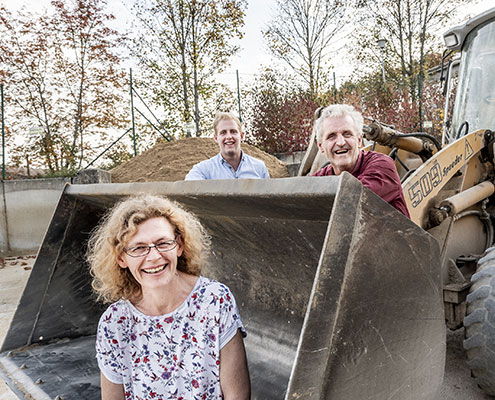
117, 217, 183, 293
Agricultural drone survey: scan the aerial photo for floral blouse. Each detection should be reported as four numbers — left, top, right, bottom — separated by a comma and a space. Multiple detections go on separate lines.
95, 276, 245, 400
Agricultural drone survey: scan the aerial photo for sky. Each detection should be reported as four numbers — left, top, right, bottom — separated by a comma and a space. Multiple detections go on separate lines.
2, 0, 495, 90
221, 0, 495, 88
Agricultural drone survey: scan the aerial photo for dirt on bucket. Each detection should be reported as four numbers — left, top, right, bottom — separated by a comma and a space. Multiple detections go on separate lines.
111, 137, 289, 182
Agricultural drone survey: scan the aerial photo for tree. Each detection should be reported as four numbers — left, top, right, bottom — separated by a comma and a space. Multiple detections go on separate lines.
0, 0, 127, 173
353, 0, 473, 129
263, 0, 348, 97
0, 6, 61, 171
245, 69, 319, 154
129, 0, 246, 136
51, 0, 127, 169
338, 68, 444, 137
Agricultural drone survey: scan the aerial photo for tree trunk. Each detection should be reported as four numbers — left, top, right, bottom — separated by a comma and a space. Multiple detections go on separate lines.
178, 1, 191, 127
191, 3, 200, 137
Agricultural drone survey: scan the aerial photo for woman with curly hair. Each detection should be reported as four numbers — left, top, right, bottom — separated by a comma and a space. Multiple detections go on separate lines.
87, 194, 250, 400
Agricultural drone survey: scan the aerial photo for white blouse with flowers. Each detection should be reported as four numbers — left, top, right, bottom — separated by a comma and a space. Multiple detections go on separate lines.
95, 276, 245, 400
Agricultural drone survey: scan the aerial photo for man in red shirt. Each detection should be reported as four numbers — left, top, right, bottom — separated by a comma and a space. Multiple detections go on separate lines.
312, 104, 410, 218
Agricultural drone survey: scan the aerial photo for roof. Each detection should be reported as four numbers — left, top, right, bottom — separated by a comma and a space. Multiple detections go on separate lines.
443, 7, 495, 50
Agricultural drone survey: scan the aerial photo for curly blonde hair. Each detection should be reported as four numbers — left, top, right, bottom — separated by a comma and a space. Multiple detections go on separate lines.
87, 194, 211, 304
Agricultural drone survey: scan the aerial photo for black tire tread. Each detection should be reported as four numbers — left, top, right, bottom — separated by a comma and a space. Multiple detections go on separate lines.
463, 247, 495, 396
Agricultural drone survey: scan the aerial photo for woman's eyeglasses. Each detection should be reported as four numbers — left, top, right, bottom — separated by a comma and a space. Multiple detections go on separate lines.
124, 237, 179, 258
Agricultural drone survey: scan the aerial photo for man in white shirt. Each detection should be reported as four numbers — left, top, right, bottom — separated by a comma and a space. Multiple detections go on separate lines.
185, 112, 270, 180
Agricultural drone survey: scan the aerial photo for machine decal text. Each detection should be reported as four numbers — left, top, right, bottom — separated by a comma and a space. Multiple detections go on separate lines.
442, 154, 462, 177
408, 162, 443, 208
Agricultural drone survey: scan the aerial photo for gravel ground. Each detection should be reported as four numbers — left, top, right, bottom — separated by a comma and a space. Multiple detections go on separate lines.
0, 255, 36, 400
0, 255, 493, 399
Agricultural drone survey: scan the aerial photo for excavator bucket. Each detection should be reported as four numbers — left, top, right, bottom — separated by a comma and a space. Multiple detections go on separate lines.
0, 174, 445, 400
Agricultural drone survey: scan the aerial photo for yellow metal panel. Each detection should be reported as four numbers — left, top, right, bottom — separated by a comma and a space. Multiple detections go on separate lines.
402, 130, 486, 227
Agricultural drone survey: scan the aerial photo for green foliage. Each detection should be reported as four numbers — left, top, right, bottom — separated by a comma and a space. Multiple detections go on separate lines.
97, 142, 134, 170
40, 167, 78, 178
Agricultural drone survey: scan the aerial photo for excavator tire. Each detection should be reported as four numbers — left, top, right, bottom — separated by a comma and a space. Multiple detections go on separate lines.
463, 247, 495, 396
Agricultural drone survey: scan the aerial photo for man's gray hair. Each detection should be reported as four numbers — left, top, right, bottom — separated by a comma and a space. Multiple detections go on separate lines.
314, 104, 364, 143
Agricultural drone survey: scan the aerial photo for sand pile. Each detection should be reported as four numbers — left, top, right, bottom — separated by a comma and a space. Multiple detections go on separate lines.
111, 137, 289, 182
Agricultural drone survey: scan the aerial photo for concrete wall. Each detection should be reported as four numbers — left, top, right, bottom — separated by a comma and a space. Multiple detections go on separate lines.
274, 151, 306, 164
0, 178, 69, 254
274, 151, 305, 177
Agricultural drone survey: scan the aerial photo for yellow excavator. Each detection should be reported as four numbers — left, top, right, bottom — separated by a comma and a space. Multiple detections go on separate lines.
405, 8, 495, 395
0, 7, 494, 400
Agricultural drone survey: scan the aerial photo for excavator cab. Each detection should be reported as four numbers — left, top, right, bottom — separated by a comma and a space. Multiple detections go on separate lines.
444, 7, 495, 141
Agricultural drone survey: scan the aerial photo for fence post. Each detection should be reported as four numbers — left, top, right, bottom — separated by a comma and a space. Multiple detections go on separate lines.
236, 70, 242, 122
130, 68, 137, 156
1, 84, 5, 180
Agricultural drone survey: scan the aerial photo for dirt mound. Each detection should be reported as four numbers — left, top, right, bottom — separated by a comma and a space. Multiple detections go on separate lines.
111, 137, 289, 182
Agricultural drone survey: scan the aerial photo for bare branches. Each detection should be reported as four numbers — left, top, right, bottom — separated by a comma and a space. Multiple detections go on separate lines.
130, 0, 246, 136
354, 0, 472, 87
264, 0, 348, 96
